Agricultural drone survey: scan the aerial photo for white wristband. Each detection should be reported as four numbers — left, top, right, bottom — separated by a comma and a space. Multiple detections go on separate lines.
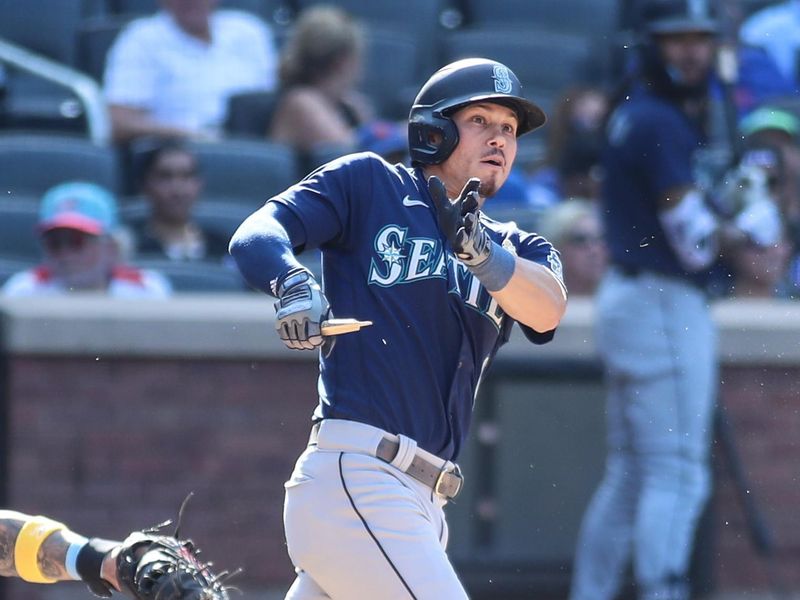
65, 538, 88, 581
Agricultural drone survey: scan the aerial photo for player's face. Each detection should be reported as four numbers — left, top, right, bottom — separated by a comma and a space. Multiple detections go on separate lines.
657, 31, 717, 87
432, 102, 518, 203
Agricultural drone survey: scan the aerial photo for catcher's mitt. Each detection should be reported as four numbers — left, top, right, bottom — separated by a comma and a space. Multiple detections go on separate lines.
115, 496, 235, 600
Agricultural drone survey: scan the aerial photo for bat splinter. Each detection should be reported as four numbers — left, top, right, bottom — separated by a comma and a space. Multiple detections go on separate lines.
321, 318, 373, 337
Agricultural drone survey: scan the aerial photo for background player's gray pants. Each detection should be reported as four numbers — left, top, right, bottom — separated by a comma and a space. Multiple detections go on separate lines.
570, 269, 717, 600
283, 419, 469, 600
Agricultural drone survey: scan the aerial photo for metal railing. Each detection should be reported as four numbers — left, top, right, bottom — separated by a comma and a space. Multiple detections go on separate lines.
0, 37, 110, 146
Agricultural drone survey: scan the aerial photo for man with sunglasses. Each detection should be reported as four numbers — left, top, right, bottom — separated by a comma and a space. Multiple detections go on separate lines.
2, 182, 171, 298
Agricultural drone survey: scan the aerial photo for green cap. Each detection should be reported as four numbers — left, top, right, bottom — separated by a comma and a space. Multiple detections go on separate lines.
740, 107, 800, 138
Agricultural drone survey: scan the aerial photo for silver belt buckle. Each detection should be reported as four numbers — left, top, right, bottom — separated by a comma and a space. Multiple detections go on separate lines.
434, 464, 463, 499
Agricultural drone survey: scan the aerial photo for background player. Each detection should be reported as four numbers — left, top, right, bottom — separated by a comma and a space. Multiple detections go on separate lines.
569, 1, 782, 599
230, 58, 567, 599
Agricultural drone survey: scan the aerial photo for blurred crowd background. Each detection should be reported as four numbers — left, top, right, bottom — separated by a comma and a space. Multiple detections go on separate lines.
0, 0, 798, 300
2, 2, 800, 599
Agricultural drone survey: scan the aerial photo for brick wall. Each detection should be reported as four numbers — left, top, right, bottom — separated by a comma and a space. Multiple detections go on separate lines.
5, 356, 319, 599
3, 356, 799, 598
712, 366, 800, 591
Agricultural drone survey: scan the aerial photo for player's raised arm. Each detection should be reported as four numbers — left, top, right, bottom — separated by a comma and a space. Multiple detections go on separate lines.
428, 175, 567, 332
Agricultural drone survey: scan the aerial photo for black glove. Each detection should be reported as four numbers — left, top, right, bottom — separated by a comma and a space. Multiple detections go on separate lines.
428, 176, 493, 267
272, 267, 330, 350
116, 531, 229, 600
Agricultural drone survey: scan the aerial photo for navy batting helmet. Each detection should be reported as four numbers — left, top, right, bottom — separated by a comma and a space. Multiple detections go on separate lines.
641, 0, 718, 36
408, 58, 546, 165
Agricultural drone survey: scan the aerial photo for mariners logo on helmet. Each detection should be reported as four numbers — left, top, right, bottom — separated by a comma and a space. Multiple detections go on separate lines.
492, 65, 513, 95
408, 58, 546, 166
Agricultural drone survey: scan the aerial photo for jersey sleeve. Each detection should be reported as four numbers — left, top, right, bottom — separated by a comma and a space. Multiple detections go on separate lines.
505, 227, 563, 344
515, 229, 565, 286
268, 152, 378, 250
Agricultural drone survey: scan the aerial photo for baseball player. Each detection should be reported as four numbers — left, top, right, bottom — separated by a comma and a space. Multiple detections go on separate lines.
229, 58, 567, 599
569, 1, 782, 599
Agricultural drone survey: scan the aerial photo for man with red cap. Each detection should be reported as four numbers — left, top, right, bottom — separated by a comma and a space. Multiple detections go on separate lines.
2, 182, 171, 297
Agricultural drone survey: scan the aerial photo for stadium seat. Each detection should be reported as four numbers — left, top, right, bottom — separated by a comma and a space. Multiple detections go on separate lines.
0, 1, 104, 133
189, 140, 298, 208
459, 0, 620, 40
0, 134, 121, 197
440, 27, 601, 110
360, 29, 421, 121
76, 14, 132, 83
294, 0, 445, 35
0, 0, 86, 66
294, 0, 447, 77
131, 258, 249, 292
224, 90, 280, 139
0, 199, 42, 261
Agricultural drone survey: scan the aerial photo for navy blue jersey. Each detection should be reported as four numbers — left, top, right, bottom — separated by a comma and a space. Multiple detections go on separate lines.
602, 85, 712, 285
270, 152, 561, 461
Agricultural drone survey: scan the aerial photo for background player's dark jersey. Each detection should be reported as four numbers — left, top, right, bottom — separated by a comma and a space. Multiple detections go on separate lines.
271, 152, 561, 461
602, 84, 712, 286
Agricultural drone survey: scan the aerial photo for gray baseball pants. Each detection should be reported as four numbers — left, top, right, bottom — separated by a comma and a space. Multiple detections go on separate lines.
283, 419, 469, 600
570, 269, 717, 600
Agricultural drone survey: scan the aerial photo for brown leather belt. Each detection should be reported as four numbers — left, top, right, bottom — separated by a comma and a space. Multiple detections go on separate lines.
309, 422, 464, 499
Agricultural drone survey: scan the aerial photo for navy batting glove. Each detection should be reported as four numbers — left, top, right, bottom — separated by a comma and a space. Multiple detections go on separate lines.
272, 267, 329, 351
428, 176, 491, 267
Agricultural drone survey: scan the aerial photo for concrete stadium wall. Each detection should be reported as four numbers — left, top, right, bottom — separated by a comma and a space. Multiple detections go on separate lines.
0, 295, 798, 598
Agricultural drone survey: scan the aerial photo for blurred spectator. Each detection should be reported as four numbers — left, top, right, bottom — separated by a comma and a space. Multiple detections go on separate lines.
723, 44, 796, 115
707, 0, 795, 115
740, 106, 800, 227
739, 109, 800, 299
526, 86, 609, 209
104, 0, 278, 143
131, 140, 231, 262
740, 0, 800, 88
268, 6, 375, 155
726, 232, 794, 298
2, 182, 172, 297
536, 199, 608, 296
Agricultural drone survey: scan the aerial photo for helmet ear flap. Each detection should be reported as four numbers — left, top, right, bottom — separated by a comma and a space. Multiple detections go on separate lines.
408, 110, 459, 165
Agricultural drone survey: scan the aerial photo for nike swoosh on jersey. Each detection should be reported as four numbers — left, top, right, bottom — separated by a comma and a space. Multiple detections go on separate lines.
402, 195, 428, 208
